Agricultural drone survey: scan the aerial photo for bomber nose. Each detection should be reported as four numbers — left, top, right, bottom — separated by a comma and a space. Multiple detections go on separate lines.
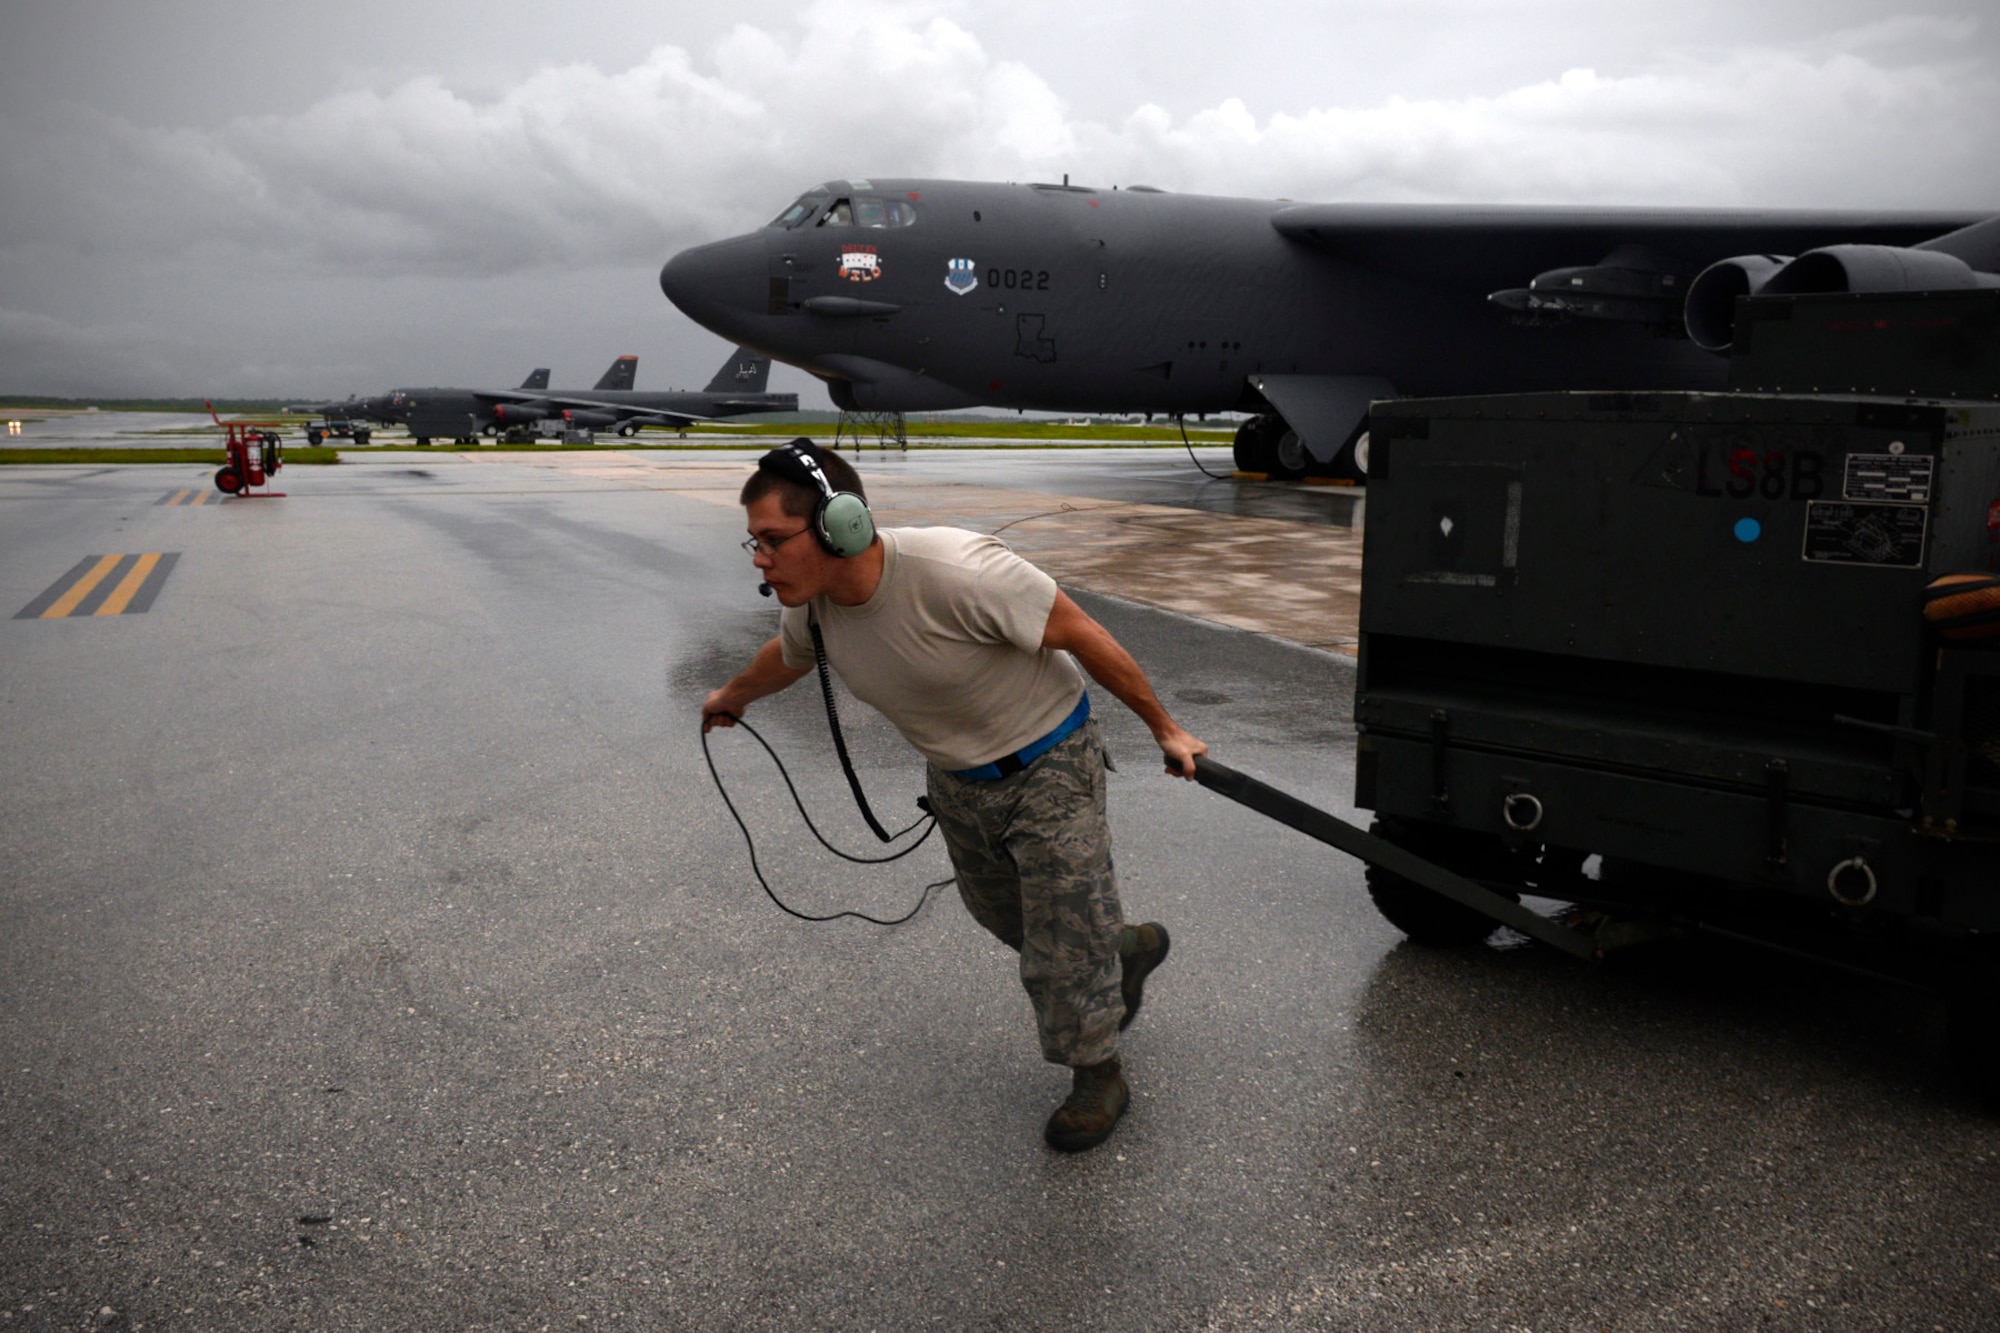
660, 233, 767, 333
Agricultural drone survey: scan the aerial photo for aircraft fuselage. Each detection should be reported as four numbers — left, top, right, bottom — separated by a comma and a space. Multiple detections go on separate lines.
660, 178, 1735, 415
661, 178, 1998, 431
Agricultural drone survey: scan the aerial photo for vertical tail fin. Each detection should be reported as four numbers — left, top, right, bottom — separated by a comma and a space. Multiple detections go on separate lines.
593, 356, 639, 391
705, 347, 772, 394
519, 368, 551, 390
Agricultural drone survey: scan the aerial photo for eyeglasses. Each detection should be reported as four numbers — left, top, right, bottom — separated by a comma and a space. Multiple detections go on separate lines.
740, 527, 813, 557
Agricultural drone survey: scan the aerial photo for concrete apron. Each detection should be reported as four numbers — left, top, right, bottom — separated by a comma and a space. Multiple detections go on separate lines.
467, 452, 1364, 657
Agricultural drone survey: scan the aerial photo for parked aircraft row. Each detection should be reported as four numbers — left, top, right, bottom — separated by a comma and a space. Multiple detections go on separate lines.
659, 178, 1999, 478
291, 347, 797, 445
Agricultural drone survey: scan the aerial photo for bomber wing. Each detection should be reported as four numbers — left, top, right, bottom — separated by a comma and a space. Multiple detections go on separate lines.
544, 396, 715, 425
1270, 204, 1989, 291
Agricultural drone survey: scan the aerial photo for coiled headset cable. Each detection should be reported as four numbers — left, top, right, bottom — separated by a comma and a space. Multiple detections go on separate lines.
700, 612, 950, 926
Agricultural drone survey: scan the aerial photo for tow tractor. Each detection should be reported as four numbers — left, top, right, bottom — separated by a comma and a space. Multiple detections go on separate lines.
304, 416, 371, 446
205, 400, 286, 497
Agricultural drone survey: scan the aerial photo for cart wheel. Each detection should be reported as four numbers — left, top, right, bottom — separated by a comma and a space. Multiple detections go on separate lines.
215, 466, 242, 494
1949, 977, 2000, 1107
1364, 818, 1519, 946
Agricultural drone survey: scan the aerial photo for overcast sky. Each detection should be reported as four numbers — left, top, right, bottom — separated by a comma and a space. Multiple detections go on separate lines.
2, 0, 1995, 403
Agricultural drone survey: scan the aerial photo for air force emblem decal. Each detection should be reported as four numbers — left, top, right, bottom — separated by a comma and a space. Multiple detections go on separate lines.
944, 258, 978, 295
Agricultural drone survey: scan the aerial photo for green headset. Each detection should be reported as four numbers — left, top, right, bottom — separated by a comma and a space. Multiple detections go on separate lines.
759, 440, 875, 558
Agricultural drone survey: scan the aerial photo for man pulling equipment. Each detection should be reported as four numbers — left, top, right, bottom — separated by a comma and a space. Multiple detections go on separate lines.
702, 440, 1206, 1152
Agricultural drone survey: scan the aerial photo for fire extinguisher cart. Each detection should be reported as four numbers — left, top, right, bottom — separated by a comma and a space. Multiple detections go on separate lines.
206, 401, 286, 497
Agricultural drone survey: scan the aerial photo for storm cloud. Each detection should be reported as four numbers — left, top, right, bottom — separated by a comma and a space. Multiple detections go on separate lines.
1, 0, 1994, 398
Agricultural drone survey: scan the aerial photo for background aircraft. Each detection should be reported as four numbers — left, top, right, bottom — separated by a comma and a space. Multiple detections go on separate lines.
383, 349, 795, 444
289, 371, 551, 431
660, 179, 1998, 478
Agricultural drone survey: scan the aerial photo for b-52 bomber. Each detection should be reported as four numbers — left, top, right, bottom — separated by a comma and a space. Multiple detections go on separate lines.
660, 178, 1998, 478
383, 348, 797, 445
290, 369, 551, 442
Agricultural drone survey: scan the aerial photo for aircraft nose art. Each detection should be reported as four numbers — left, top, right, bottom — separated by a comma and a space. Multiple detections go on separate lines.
659, 234, 767, 334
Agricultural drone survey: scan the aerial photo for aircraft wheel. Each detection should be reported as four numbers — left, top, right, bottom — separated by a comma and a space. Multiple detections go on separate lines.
1299, 421, 1371, 485
415, 437, 432, 447
353, 430, 370, 445
1270, 428, 1309, 480
215, 466, 242, 494
1363, 818, 1517, 946
307, 429, 324, 445
1231, 415, 1282, 474
457, 436, 474, 445
1323, 422, 1370, 484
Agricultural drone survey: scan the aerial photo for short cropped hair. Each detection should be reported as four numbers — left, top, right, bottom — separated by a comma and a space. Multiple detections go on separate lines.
739, 439, 867, 518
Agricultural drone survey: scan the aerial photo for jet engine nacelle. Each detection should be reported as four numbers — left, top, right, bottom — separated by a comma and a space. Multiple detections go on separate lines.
1763, 244, 1998, 298
1687, 245, 2000, 352
562, 409, 620, 428
491, 400, 550, 424
1683, 255, 1793, 352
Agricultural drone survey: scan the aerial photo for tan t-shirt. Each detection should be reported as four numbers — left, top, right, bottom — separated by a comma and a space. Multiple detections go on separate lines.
778, 527, 1086, 771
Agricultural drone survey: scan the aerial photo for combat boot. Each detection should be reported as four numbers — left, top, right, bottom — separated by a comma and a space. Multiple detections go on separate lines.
1044, 1057, 1129, 1153
1118, 922, 1171, 1030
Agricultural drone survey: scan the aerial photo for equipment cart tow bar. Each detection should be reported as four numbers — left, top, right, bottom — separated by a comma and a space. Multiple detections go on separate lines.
1192, 754, 1607, 960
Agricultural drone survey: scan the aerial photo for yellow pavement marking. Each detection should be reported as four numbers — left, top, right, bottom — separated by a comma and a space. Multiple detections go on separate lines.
165, 489, 190, 506
94, 552, 162, 616
40, 554, 123, 619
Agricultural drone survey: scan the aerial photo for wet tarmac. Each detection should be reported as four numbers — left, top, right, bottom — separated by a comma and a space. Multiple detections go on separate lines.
2, 451, 1997, 1331
0, 410, 225, 445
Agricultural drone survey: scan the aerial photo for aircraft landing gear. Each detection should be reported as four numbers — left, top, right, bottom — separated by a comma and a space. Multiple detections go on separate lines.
1304, 422, 1369, 485
1272, 427, 1310, 479
1237, 414, 1371, 485
1231, 414, 1309, 480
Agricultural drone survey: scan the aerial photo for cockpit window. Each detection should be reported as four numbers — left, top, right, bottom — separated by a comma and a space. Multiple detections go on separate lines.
769, 192, 829, 229
814, 196, 916, 229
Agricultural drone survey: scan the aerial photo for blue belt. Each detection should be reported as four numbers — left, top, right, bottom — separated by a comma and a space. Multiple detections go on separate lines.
949, 693, 1091, 781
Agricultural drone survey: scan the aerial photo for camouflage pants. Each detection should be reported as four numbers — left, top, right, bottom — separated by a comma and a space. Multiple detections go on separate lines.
925, 719, 1124, 1068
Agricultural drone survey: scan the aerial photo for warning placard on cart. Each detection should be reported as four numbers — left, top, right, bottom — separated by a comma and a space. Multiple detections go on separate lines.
1842, 452, 1935, 502
1802, 501, 1928, 566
